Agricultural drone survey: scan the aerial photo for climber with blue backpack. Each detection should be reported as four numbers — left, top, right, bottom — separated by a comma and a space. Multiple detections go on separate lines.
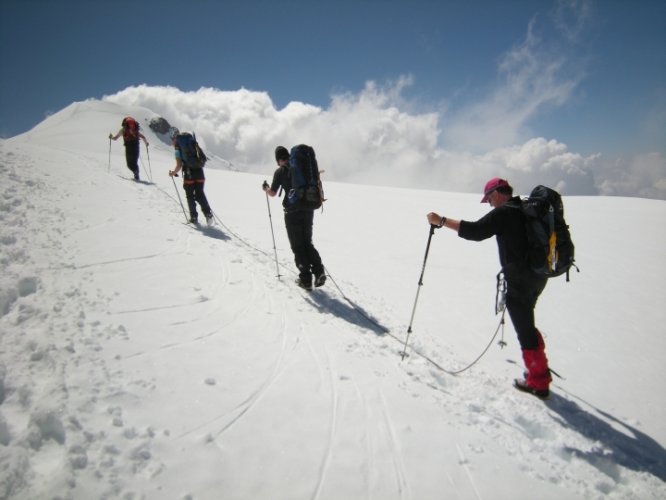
263, 145, 326, 291
168, 128, 213, 226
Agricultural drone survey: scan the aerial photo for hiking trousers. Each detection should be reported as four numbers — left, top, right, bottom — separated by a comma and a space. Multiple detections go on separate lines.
506, 271, 551, 390
183, 180, 212, 222
284, 209, 324, 283
505, 271, 548, 350
124, 140, 140, 176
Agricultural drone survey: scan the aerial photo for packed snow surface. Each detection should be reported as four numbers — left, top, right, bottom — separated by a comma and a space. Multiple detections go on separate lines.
0, 100, 664, 499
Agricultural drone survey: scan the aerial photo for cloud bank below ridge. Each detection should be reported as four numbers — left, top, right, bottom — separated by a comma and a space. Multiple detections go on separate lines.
104, 82, 663, 200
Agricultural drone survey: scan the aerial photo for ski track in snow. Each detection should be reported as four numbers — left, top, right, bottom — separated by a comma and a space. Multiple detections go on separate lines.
311, 345, 337, 500
1, 119, 665, 500
378, 390, 411, 500
455, 442, 483, 500
209, 308, 294, 440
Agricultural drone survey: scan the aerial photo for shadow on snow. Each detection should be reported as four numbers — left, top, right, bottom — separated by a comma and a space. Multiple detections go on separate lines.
546, 391, 666, 483
197, 225, 231, 241
304, 289, 390, 336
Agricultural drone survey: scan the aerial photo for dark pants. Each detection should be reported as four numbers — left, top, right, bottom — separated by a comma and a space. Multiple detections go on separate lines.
124, 141, 140, 177
505, 271, 547, 350
284, 209, 324, 284
183, 181, 212, 222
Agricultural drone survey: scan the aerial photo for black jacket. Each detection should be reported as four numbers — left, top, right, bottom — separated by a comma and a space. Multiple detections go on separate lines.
457, 196, 529, 275
270, 165, 294, 211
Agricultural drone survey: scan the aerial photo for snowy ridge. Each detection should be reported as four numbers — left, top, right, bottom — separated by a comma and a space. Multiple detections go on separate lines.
0, 99, 665, 499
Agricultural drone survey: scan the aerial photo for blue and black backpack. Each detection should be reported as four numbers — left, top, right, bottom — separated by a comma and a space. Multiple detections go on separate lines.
175, 133, 207, 169
286, 144, 325, 210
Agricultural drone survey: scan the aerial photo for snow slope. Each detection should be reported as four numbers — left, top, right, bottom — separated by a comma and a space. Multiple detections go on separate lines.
0, 99, 665, 500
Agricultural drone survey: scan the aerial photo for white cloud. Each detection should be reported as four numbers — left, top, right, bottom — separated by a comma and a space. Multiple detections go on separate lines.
103, 80, 664, 200
441, 19, 581, 153
477, 138, 597, 195
554, 0, 593, 43
596, 153, 666, 199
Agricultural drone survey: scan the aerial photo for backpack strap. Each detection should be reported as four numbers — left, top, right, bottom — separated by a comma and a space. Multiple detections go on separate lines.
277, 164, 289, 197
546, 204, 557, 274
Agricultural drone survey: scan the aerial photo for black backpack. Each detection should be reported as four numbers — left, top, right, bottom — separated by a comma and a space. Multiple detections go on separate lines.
175, 132, 207, 169
286, 144, 324, 210
515, 185, 577, 280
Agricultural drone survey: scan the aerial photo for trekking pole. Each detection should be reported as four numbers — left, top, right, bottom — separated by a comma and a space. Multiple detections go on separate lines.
145, 144, 153, 181
265, 190, 282, 278
171, 175, 189, 223
108, 137, 112, 173
400, 224, 437, 360
139, 157, 150, 182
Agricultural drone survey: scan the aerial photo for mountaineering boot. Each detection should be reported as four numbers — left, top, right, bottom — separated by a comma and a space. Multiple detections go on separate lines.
523, 328, 546, 380
520, 344, 552, 400
205, 214, 214, 226
514, 378, 550, 400
315, 272, 327, 288
295, 278, 313, 291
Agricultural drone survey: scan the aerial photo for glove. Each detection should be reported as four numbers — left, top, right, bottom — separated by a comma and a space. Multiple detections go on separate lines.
108, 133, 113, 139
262, 180, 269, 190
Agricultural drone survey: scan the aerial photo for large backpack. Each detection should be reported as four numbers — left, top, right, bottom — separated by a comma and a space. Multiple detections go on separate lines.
175, 132, 207, 169
286, 144, 324, 210
122, 116, 140, 141
515, 185, 577, 280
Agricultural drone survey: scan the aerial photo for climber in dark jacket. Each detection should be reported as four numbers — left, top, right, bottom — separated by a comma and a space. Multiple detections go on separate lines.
427, 177, 551, 399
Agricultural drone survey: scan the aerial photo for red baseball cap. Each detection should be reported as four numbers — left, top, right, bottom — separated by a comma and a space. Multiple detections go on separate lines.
481, 177, 510, 203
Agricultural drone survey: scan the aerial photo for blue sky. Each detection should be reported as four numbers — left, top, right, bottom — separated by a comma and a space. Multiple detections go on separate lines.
1, 0, 664, 195
0, 0, 663, 150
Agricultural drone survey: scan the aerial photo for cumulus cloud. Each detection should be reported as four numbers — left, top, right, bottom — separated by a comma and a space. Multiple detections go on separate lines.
103, 81, 442, 187
103, 82, 664, 200
596, 153, 666, 200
